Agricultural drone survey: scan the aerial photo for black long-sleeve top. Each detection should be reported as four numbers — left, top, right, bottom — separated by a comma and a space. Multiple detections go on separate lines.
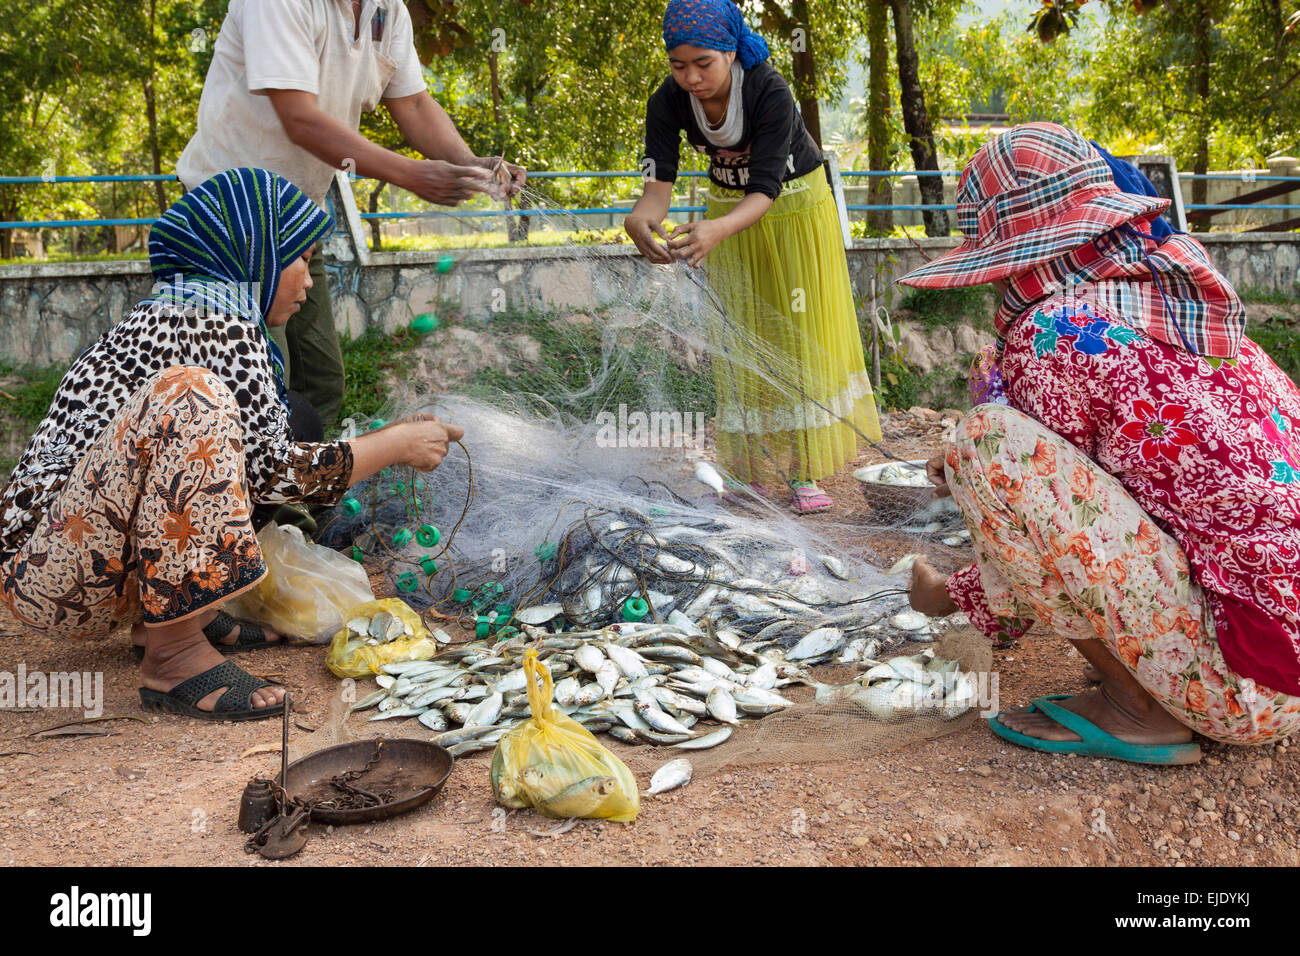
641, 62, 823, 200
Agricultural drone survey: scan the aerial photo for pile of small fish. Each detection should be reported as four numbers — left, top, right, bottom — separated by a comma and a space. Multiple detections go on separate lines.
852, 461, 933, 488
340, 609, 419, 651
349, 614, 977, 756
816, 648, 979, 720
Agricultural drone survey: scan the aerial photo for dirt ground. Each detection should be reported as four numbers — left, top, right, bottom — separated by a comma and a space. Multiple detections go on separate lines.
1, 411, 1295, 867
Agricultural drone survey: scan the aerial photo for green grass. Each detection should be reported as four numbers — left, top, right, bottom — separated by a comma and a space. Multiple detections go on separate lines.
336, 326, 425, 430
0, 362, 69, 476
372, 227, 632, 253
461, 308, 716, 423
1246, 315, 1300, 384
1237, 285, 1300, 306
0, 251, 147, 267
895, 284, 998, 329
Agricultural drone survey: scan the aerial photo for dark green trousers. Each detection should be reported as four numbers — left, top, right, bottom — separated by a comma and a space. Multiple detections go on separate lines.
269, 253, 345, 431
265, 255, 345, 538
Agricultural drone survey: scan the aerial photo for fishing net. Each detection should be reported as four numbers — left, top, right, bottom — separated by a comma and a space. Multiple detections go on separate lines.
303, 179, 992, 769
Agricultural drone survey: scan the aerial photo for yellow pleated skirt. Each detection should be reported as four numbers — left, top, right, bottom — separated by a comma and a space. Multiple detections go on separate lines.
704, 168, 880, 485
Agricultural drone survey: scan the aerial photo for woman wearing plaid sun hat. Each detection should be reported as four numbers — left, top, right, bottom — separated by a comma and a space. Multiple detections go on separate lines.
624, 0, 880, 514
904, 122, 1300, 764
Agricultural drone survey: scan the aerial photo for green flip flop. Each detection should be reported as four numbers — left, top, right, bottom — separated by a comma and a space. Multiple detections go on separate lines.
988, 694, 1202, 766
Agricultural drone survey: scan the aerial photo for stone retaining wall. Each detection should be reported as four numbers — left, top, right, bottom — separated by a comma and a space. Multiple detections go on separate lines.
2, 174, 1297, 368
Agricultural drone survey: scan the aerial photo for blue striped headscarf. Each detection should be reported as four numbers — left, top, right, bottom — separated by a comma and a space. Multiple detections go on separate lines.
662, 0, 770, 68
147, 168, 333, 405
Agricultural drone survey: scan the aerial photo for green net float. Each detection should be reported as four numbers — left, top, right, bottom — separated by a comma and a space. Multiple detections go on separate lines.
534, 542, 557, 562
622, 596, 649, 622
649, 506, 668, 517
351, 546, 365, 563
380, 467, 393, 480
413, 477, 427, 491
341, 498, 361, 516
409, 313, 440, 335
420, 556, 438, 576
417, 524, 441, 547
396, 572, 419, 592
475, 615, 492, 639
436, 252, 455, 274
494, 603, 513, 618
369, 419, 387, 431
393, 480, 407, 496
452, 588, 472, 603
392, 528, 413, 548
494, 626, 518, 643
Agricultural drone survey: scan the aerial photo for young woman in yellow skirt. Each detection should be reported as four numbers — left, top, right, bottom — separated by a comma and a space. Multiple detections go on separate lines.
624, 0, 879, 513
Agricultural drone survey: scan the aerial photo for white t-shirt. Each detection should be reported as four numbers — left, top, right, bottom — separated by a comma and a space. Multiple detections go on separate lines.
177, 0, 426, 206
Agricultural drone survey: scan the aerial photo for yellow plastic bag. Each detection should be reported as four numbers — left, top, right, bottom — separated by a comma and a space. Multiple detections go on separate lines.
324, 598, 437, 679
490, 648, 639, 822
225, 523, 374, 644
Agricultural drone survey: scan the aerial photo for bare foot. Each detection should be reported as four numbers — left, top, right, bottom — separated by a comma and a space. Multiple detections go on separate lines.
997, 685, 1196, 754
909, 557, 958, 616
138, 627, 285, 712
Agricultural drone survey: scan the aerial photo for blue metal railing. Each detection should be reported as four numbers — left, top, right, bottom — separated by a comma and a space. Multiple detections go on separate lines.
2, 170, 1298, 232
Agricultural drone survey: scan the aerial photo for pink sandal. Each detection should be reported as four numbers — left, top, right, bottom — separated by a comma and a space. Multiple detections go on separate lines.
792, 485, 833, 514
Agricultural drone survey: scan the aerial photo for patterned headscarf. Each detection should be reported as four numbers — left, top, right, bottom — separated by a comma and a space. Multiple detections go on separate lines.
997, 217, 1246, 360
662, 0, 770, 68
147, 168, 333, 404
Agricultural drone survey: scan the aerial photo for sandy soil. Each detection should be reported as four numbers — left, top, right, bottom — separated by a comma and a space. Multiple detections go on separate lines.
1, 411, 1295, 867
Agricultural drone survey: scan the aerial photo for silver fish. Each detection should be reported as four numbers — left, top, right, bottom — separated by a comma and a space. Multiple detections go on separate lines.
466, 691, 504, 728
633, 728, 693, 745
369, 706, 426, 720
418, 709, 449, 731
574, 644, 606, 675
348, 689, 388, 712
572, 682, 606, 706
449, 739, 497, 757
636, 702, 694, 736
785, 626, 846, 661
645, 758, 693, 795
604, 642, 649, 680
433, 724, 506, 748
554, 676, 581, 706
672, 726, 734, 750
595, 660, 621, 696
515, 603, 564, 625
693, 461, 726, 495
706, 687, 739, 725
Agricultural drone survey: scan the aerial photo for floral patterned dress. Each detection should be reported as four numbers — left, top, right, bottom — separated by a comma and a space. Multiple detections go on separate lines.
946, 295, 1300, 743
0, 305, 353, 639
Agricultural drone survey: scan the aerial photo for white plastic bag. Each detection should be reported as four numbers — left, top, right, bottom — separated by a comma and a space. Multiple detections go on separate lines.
225, 523, 374, 644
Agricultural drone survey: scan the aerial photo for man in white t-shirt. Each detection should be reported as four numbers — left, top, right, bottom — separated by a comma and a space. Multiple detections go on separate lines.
178, 0, 524, 432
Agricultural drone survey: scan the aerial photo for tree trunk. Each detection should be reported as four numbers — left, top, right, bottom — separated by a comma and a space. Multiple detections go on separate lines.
889, 0, 948, 236
866, 0, 893, 231
368, 180, 385, 252
488, 50, 504, 152
789, 0, 821, 145
0, 187, 12, 260
1190, 0, 1211, 232
144, 0, 166, 216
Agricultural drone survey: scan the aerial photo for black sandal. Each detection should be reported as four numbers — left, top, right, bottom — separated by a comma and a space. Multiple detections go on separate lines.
202, 611, 281, 655
131, 611, 280, 662
138, 659, 284, 722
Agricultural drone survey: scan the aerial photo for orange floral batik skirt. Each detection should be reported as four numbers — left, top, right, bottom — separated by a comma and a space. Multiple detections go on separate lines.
0, 366, 266, 639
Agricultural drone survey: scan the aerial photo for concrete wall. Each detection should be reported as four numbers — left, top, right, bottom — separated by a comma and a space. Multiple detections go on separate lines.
2, 175, 1298, 368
